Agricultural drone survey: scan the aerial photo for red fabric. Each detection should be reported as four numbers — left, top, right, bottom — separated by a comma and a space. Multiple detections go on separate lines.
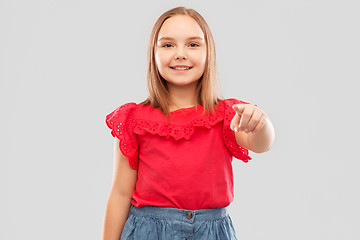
105, 98, 253, 210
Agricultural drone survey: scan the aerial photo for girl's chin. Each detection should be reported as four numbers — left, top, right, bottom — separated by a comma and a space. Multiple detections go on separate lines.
165, 79, 200, 86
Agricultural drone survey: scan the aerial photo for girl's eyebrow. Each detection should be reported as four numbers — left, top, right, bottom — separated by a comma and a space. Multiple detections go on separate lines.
158, 36, 204, 42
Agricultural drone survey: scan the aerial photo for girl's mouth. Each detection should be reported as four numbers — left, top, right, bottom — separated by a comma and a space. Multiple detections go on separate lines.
170, 66, 193, 71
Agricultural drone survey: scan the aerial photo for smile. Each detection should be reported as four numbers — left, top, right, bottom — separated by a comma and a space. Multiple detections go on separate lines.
170, 66, 193, 71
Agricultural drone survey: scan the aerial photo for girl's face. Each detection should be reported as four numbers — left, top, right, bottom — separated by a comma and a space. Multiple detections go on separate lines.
155, 15, 207, 87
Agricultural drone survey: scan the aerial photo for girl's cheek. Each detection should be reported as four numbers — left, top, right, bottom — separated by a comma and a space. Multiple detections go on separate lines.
191, 52, 206, 66
155, 54, 167, 67
157, 51, 170, 62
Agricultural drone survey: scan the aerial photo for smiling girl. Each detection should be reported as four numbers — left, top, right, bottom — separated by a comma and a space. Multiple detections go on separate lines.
102, 6, 275, 240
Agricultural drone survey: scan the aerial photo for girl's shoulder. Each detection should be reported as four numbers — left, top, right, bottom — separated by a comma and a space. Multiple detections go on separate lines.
105, 102, 138, 125
222, 98, 253, 106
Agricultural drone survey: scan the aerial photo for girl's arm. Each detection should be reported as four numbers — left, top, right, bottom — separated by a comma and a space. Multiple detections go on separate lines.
102, 137, 138, 240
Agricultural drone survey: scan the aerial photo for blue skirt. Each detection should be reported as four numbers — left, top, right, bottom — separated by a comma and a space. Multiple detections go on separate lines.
120, 204, 238, 240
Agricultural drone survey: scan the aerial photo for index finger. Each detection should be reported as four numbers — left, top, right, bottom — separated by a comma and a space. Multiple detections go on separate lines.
232, 104, 245, 115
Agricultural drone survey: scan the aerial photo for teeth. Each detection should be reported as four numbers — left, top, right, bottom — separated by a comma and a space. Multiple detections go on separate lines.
173, 67, 191, 70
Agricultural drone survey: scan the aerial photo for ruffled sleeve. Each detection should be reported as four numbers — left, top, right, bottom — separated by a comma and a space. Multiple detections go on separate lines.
105, 102, 139, 170
222, 98, 256, 163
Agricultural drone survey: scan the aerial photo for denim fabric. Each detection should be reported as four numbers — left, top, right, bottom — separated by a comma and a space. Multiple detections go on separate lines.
120, 204, 238, 240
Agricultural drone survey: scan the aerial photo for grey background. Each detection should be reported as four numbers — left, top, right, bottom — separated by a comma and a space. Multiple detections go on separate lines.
1, 0, 359, 239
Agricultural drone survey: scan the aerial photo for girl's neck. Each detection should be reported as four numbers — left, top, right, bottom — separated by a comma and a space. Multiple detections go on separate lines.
167, 81, 199, 110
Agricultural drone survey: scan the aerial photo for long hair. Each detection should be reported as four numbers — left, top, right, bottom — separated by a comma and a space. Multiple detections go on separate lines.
139, 6, 223, 121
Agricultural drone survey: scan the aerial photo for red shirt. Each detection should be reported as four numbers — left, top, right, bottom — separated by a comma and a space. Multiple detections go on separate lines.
105, 98, 253, 210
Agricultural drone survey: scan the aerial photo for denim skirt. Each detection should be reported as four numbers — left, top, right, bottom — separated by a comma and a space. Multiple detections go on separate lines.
120, 204, 238, 240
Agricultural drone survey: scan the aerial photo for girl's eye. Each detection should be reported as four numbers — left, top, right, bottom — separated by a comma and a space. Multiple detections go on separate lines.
162, 44, 173, 48
189, 43, 200, 47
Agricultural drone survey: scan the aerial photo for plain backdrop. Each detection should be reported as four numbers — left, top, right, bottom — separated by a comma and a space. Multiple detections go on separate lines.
1, 0, 359, 239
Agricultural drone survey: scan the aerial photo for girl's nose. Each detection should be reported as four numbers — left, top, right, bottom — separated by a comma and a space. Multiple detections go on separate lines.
175, 55, 187, 60
174, 47, 187, 60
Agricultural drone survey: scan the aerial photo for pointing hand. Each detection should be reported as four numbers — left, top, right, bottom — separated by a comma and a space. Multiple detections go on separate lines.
230, 104, 268, 135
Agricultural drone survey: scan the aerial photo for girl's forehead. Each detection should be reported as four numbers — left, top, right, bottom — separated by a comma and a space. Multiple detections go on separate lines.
158, 15, 204, 41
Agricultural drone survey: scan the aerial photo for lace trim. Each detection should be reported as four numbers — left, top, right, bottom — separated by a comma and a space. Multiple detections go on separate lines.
132, 105, 225, 141
106, 99, 253, 165
105, 103, 139, 170
222, 99, 252, 162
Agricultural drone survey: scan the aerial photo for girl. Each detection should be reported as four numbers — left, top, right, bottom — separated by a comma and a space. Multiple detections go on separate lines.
102, 6, 275, 240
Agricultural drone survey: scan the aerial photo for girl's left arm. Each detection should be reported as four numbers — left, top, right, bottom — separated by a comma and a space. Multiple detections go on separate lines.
230, 104, 275, 153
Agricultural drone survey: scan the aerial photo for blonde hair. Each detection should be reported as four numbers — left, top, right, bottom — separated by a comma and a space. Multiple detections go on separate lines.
140, 6, 223, 121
